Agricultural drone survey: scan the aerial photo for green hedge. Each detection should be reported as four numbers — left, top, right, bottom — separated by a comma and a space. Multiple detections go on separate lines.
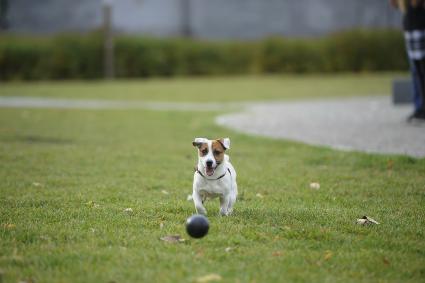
0, 29, 407, 80
260, 30, 407, 73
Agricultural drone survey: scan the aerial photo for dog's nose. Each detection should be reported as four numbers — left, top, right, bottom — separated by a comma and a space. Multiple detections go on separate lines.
206, 160, 213, 167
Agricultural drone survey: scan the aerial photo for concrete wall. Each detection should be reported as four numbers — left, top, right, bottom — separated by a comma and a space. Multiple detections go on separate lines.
190, 0, 401, 38
4, 0, 402, 38
6, 0, 184, 36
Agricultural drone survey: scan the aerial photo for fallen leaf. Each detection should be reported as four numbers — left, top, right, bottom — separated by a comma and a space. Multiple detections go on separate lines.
356, 216, 380, 225
225, 247, 232, 252
3, 223, 16, 229
272, 251, 283, 257
256, 193, 264, 199
161, 190, 169, 195
383, 257, 390, 265
310, 182, 320, 190
160, 235, 185, 243
124, 208, 133, 213
160, 222, 164, 229
195, 273, 222, 283
85, 200, 98, 208
32, 182, 42, 187
187, 194, 193, 201
40, 235, 50, 241
324, 250, 333, 260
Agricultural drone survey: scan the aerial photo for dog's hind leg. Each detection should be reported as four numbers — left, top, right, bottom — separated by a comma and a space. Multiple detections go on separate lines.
227, 183, 237, 215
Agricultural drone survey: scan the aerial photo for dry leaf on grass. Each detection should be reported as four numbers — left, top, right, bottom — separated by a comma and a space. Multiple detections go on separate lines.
324, 250, 333, 260
161, 190, 169, 195
124, 208, 133, 213
256, 193, 264, 199
356, 216, 380, 225
195, 273, 222, 283
40, 235, 50, 241
383, 257, 390, 265
85, 200, 100, 208
309, 182, 320, 190
2, 223, 16, 229
160, 235, 185, 243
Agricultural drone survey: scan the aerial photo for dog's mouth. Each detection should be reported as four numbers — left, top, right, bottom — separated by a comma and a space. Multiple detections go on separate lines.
206, 166, 215, 176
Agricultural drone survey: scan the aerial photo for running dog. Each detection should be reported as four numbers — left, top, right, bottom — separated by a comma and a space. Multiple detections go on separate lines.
192, 137, 237, 216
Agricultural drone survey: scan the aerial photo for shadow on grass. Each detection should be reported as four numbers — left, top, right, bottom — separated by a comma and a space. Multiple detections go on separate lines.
7, 135, 74, 145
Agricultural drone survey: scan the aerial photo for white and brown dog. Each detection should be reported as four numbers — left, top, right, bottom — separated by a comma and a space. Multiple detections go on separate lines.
192, 137, 237, 216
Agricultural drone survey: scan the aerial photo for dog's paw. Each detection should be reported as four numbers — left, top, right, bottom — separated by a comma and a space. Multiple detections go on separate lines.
196, 206, 207, 216
220, 208, 230, 216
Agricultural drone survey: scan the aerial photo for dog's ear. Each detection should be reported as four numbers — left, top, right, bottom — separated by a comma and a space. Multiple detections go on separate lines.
218, 138, 230, 150
193, 137, 208, 148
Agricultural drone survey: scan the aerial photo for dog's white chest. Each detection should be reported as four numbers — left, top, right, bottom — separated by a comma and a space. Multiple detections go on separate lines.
197, 179, 227, 198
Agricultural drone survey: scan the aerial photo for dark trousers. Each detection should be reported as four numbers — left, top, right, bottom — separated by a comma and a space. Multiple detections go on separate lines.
412, 58, 425, 111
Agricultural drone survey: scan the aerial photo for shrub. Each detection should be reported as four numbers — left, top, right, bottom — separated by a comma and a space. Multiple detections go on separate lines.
0, 29, 408, 81
259, 30, 407, 73
49, 34, 103, 79
324, 30, 407, 72
0, 36, 51, 80
260, 38, 326, 73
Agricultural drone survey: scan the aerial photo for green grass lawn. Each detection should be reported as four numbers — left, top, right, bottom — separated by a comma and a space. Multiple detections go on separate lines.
0, 74, 424, 283
0, 73, 403, 102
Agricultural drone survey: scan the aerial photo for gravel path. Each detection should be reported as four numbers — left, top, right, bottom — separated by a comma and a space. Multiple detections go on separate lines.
1, 96, 424, 157
0, 96, 242, 111
216, 96, 425, 158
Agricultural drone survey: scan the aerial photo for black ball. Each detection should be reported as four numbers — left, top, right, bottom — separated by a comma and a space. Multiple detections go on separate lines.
186, 215, 209, 238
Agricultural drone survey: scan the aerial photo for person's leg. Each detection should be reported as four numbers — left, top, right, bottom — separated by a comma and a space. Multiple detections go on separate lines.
411, 58, 425, 119
410, 60, 422, 111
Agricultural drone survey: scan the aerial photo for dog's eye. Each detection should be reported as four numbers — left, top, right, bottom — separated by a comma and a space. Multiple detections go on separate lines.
213, 150, 222, 155
201, 149, 208, 155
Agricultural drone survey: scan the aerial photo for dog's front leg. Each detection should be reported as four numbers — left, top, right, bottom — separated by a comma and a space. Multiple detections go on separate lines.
192, 191, 207, 215
219, 195, 230, 216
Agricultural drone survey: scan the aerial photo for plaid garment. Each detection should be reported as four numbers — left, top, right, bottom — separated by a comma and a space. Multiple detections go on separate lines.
404, 30, 425, 60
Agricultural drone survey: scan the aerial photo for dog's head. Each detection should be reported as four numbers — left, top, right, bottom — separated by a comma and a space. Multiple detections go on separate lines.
192, 137, 230, 176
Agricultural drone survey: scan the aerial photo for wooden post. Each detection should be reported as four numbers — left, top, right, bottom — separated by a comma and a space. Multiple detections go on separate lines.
181, 0, 192, 37
103, 1, 114, 79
